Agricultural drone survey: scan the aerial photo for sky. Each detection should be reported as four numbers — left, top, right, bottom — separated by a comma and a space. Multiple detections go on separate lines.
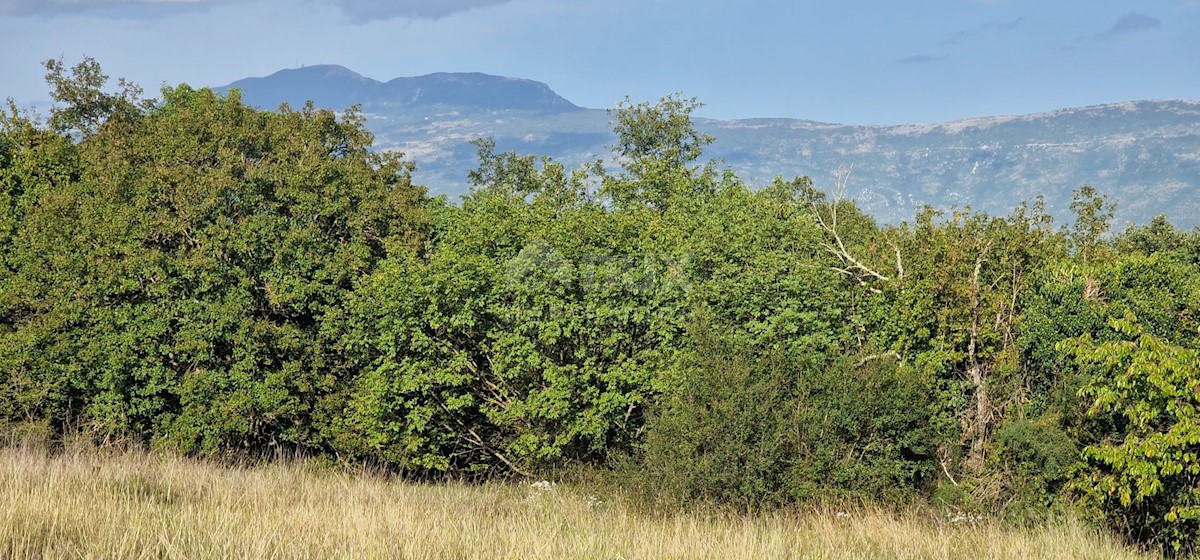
0, 0, 1197, 125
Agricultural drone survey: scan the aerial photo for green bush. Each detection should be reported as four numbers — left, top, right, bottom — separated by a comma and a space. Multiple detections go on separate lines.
637, 327, 936, 510
1064, 314, 1200, 556
982, 416, 1078, 518
787, 353, 938, 504
636, 331, 798, 510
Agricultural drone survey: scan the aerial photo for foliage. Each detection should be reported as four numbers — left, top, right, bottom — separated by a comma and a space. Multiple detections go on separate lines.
847, 200, 1063, 488
42, 57, 154, 137
787, 354, 938, 503
637, 330, 799, 510
1021, 252, 1200, 409
12, 59, 1200, 557
1, 67, 428, 454
1061, 315, 1200, 556
0, 103, 85, 429
1069, 185, 1116, 263
336, 138, 689, 475
597, 94, 717, 212
638, 319, 935, 510
983, 415, 1079, 518
1115, 215, 1187, 257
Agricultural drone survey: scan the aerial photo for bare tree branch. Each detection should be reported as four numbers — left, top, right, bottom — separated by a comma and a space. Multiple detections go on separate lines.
809, 165, 896, 284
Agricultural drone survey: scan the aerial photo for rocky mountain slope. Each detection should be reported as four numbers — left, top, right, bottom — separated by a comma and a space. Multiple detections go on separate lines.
216, 66, 1200, 227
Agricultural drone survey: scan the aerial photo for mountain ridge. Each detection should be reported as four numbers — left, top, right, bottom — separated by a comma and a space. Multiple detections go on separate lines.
211, 66, 1200, 228
215, 64, 579, 113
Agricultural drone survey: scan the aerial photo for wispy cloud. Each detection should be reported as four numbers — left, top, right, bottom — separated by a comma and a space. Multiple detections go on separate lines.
329, 0, 517, 22
1095, 12, 1162, 40
939, 17, 1024, 46
0, 0, 515, 21
896, 54, 948, 65
0, 0, 224, 17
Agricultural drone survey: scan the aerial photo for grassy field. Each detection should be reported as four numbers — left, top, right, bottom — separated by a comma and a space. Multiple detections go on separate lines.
0, 444, 1154, 560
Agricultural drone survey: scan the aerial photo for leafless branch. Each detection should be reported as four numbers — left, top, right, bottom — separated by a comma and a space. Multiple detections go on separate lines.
809, 165, 895, 284
855, 351, 900, 367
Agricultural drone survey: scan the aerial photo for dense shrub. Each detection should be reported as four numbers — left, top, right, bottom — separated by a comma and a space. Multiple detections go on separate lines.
638, 326, 936, 510
981, 416, 1078, 518
636, 330, 799, 509
788, 354, 938, 503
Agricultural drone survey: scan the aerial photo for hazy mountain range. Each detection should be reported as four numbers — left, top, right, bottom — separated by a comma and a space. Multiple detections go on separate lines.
216, 65, 1200, 228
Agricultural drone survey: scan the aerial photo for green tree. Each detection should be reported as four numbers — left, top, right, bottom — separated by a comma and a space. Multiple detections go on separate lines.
839, 200, 1062, 489
1, 64, 428, 454
42, 57, 153, 138
338, 140, 692, 475
1064, 313, 1200, 556
1069, 185, 1115, 263
597, 94, 717, 212
0, 103, 86, 432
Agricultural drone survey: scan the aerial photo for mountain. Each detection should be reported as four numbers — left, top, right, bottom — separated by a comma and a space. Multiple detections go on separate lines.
703, 101, 1200, 228
213, 67, 1200, 228
215, 65, 580, 113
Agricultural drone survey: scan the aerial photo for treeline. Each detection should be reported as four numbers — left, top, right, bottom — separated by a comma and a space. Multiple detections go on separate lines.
3, 59, 1200, 555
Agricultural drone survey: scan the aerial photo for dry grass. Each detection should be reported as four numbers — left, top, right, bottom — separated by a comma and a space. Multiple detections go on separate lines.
0, 444, 1154, 560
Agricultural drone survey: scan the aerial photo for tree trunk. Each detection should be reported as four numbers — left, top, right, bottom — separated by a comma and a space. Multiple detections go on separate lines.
965, 241, 993, 474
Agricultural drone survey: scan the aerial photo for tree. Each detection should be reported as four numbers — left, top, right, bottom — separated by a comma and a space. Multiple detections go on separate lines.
838, 200, 1062, 487
1, 64, 429, 453
338, 141, 692, 475
1069, 185, 1115, 263
0, 103, 84, 431
42, 57, 153, 138
597, 94, 717, 212
1064, 313, 1200, 556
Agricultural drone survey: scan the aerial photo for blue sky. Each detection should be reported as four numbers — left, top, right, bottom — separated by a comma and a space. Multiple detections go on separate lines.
0, 0, 1196, 124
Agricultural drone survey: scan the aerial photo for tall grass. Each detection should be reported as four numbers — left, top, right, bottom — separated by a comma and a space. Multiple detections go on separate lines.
0, 444, 1153, 559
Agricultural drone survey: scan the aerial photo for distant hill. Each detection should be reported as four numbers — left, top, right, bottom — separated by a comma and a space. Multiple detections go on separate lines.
704, 100, 1200, 228
214, 67, 1200, 228
215, 65, 580, 113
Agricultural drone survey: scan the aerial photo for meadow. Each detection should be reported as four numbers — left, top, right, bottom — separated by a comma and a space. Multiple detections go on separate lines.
0, 443, 1152, 560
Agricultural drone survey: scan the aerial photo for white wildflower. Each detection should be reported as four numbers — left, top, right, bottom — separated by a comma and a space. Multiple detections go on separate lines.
947, 511, 983, 525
